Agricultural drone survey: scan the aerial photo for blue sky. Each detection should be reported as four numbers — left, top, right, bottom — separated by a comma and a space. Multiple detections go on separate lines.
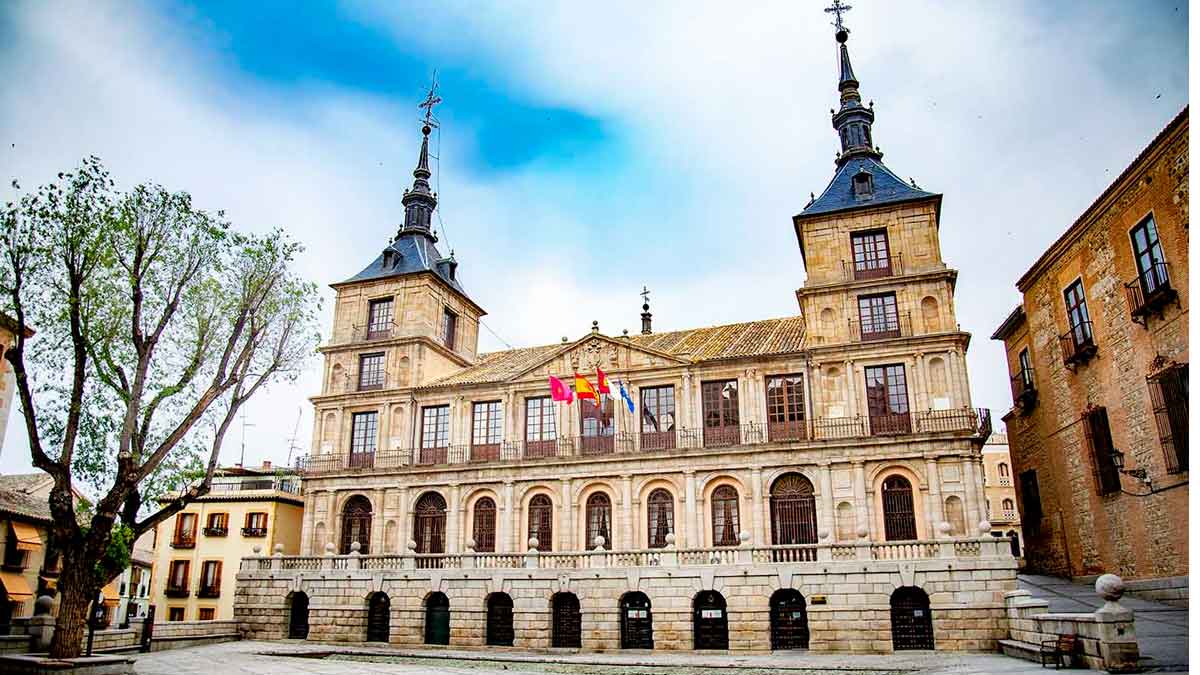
0, 0, 1189, 473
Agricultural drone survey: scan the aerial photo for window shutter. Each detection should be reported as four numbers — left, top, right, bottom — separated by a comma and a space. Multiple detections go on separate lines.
1084, 407, 1120, 495
1149, 365, 1188, 473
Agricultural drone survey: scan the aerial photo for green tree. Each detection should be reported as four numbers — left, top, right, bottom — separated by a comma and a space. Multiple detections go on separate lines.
0, 158, 321, 658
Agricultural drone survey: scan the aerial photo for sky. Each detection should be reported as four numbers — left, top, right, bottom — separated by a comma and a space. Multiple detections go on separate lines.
0, 0, 1189, 477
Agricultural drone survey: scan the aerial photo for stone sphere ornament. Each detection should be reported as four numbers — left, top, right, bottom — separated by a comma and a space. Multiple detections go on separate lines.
738, 531, 751, 544
856, 525, 869, 539
34, 594, 54, 616
466, 538, 477, 551
937, 521, 952, 535
528, 537, 539, 550
593, 535, 606, 549
350, 541, 361, 554
978, 520, 992, 534
252, 544, 262, 555
274, 543, 284, 555
1095, 574, 1125, 602
664, 533, 676, 546
407, 539, 418, 551
817, 528, 831, 541
324, 542, 335, 555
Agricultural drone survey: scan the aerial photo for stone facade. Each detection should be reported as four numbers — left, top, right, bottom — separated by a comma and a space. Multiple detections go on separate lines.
980, 433, 1023, 558
993, 108, 1188, 590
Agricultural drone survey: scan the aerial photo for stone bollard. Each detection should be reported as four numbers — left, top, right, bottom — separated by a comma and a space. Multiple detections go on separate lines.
854, 525, 872, 560
322, 541, 336, 570
660, 533, 678, 567
462, 539, 477, 569
28, 595, 56, 651
524, 537, 540, 569
1093, 574, 1140, 673
348, 541, 362, 569
591, 536, 607, 568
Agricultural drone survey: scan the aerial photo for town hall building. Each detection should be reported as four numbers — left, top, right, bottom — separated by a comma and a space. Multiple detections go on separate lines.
235, 11, 1015, 653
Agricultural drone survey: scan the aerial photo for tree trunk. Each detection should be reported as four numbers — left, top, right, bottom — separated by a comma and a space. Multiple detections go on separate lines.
48, 559, 97, 659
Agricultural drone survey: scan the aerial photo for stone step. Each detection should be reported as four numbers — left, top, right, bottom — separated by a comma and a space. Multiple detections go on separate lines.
998, 638, 1042, 663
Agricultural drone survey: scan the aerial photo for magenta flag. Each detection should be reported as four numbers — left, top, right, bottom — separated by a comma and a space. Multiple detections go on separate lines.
549, 375, 573, 403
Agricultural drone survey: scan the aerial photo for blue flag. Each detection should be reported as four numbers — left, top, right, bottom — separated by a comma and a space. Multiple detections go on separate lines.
617, 380, 635, 414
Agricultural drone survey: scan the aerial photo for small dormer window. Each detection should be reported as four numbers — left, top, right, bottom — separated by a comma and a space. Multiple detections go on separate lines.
381, 249, 397, 270
852, 170, 874, 199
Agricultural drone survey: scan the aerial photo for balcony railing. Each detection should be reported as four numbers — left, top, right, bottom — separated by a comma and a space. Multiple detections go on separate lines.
209, 478, 301, 495
241, 527, 268, 538
171, 535, 196, 549
1010, 367, 1037, 413
164, 586, 190, 599
1125, 261, 1176, 324
1059, 321, 1097, 367
203, 527, 228, 537
844, 254, 903, 281
243, 535, 1013, 573
197, 585, 221, 599
850, 312, 912, 343
349, 320, 400, 343
298, 409, 992, 476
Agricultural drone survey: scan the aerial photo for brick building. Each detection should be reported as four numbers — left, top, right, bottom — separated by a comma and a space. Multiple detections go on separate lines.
992, 108, 1188, 604
236, 15, 1016, 653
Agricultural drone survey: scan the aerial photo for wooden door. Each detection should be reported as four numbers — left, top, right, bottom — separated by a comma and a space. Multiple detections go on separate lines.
692, 591, 728, 650
769, 590, 809, 650
366, 592, 390, 643
890, 587, 933, 650
620, 592, 653, 649
424, 593, 450, 645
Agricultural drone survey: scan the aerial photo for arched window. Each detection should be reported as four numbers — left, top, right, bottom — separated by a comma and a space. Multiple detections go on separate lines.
1002, 498, 1015, 513
646, 489, 674, 549
472, 497, 496, 553
998, 463, 1010, 478
340, 495, 373, 554
528, 494, 553, 551
770, 473, 817, 545
944, 495, 965, 536
711, 485, 740, 546
413, 492, 447, 554
585, 493, 612, 550
881, 475, 918, 541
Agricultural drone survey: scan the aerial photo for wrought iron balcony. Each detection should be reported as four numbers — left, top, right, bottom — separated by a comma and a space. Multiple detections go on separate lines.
850, 312, 911, 343
164, 585, 190, 599
1125, 262, 1176, 325
241, 527, 268, 538
1059, 321, 1097, 368
171, 535, 195, 549
196, 585, 221, 599
1010, 367, 1037, 414
843, 254, 903, 281
203, 527, 228, 537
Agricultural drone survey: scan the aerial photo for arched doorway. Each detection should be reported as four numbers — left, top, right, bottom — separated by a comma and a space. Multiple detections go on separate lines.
340, 495, 373, 554
881, 475, 918, 541
710, 485, 740, 546
414, 492, 447, 554
646, 489, 674, 549
1006, 530, 1021, 557
769, 589, 809, 650
551, 593, 582, 648
692, 591, 728, 650
287, 591, 309, 639
486, 593, 514, 646
619, 592, 653, 649
366, 592, 390, 642
424, 592, 450, 645
528, 494, 553, 551
890, 587, 933, 650
770, 473, 818, 545
585, 493, 612, 549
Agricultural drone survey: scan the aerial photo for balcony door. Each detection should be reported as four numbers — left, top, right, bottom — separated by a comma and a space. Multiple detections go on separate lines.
1131, 215, 1168, 295
865, 364, 910, 434
701, 380, 740, 447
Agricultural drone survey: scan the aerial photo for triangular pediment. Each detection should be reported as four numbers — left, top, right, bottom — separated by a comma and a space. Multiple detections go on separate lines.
507, 332, 688, 382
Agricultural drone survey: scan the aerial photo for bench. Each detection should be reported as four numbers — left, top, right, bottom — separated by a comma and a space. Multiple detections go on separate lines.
1040, 633, 1077, 669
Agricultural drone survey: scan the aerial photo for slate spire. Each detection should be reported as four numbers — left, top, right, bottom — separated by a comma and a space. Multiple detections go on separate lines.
828, 11, 882, 167
398, 122, 438, 241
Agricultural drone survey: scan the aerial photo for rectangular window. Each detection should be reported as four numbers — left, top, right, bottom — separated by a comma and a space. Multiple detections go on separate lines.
168, 607, 185, 622
857, 293, 900, 340
524, 397, 557, 458
1149, 364, 1188, 473
206, 513, 228, 530
1082, 407, 1120, 496
1018, 469, 1043, 529
198, 608, 215, 621
357, 352, 385, 390
864, 364, 911, 434
420, 405, 450, 464
1018, 349, 1033, 386
639, 385, 676, 450
167, 560, 189, 590
244, 512, 268, 535
199, 560, 222, 596
579, 394, 614, 455
471, 401, 502, 461
367, 298, 394, 339
1063, 279, 1093, 346
442, 308, 458, 350
701, 380, 740, 446
850, 229, 892, 279
766, 374, 806, 441
173, 513, 197, 546
1130, 214, 1169, 294
350, 411, 378, 457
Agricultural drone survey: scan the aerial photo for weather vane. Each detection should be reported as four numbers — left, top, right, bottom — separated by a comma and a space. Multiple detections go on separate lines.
824, 0, 852, 33
418, 72, 442, 129
640, 286, 651, 304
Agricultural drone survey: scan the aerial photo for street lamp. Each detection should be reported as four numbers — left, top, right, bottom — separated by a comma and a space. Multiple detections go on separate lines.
1110, 448, 1150, 485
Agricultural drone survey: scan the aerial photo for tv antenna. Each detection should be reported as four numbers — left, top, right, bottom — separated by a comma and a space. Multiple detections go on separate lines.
285, 408, 303, 468
238, 410, 256, 467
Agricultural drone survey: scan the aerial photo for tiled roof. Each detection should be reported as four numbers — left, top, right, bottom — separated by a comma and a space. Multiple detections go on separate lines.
0, 473, 49, 495
0, 486, 51, 522
424, 316, 806, 388
800, 155, 937, 218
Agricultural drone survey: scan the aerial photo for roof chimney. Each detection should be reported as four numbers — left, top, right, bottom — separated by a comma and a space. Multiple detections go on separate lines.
261, 460, 272, 470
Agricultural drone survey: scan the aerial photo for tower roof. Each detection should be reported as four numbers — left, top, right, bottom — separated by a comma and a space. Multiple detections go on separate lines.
800, 155, 937, 217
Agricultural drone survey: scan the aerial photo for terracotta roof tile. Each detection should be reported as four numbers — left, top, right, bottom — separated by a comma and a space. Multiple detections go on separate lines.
424, 316, 805, 388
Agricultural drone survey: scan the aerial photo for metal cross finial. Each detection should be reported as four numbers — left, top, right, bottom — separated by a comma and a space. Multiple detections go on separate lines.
418, 72, 442, 128
824, 0, 852, 32
640, 286, 651, 304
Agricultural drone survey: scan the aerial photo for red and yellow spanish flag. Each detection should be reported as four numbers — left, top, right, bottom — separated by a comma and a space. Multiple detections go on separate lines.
595, 367, 612, 396
574, 372, 599, 405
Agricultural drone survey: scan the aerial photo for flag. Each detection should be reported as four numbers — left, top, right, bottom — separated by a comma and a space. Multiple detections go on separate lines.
595, 367, 612, 396
549, 375, 573, 404
617, 380, 635, 414
574, 373, 599, 406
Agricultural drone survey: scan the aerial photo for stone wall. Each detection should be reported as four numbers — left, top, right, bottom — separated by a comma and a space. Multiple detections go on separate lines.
235, 547, 1017, 653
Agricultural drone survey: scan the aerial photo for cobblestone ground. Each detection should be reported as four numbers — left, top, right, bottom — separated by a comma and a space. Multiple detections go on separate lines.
131, 640, 1073, 675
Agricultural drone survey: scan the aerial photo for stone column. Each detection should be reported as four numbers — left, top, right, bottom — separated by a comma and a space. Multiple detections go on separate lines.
924, 458, 942, 538
560, 479, 573, 551
844, 360, 858, 419
624, 473, 633, 547
395, 486, 409, 553
960, 457, 980, 528
325, 490, 338, 552
446, 484, 461, 553
300, 488, 316, 555
852, 462, 869, 539
683, 471, 698, 548
370, 487, 385, 554
750, 466, 765, 545
817, 463, 834, 536
501, 481, 515, 553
